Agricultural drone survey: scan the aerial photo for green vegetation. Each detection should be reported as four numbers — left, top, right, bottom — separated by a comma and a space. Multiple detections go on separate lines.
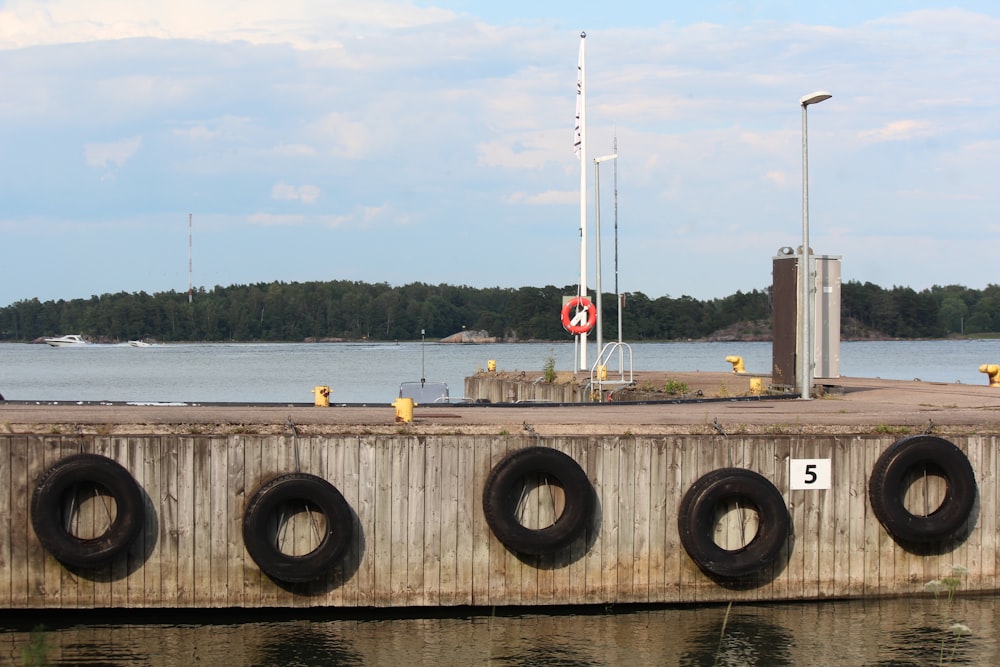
542, 353, 557, 383
925, 567, 971, 665
662, 379, 689, 395
1, 279, 998, 343
21, 626, 50, 666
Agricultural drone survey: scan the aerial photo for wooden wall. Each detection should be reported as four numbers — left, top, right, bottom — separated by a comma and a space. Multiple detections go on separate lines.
0, 433, 993, 609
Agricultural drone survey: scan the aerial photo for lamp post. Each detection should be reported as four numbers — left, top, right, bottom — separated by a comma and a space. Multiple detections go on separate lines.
799, 91, 831, 400
594, 153, 617, 360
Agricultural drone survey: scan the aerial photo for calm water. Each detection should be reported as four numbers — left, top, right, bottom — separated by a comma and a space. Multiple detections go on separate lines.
3, 339, 1000, 665
2, 339, 998, 404
1, 595, 998, 666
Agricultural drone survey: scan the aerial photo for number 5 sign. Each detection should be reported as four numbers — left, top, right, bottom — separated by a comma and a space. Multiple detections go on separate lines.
789, 459, 831, 490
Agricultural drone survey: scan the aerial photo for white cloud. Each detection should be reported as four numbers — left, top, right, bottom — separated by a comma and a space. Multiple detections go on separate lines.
272, 183, 321, 204
765, 170, 789, 188
84, 136, 142, 168
174, 126, 221, 141
858, 120, 934, 144
507, 190, 577, 205
246, 213, 304, 226
0, 0, 459, 50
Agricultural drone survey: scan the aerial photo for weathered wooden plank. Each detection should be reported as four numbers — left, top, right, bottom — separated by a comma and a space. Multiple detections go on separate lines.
323, 434, 348, 606
470, 435, 492, 605
435, 436, 458, 605
800, 435, 822, 600
845, 436, 866, 597
0, 436, 13, 607
868, 438, 892, 596
454, 435, 475, 605
2, 431, 998, 609
226, 435, 246, 607
190, 436, 213, 605
354, 435, 376, 606
486, 438, 511, 605
388, 438, 410, 604
407, 437, 426, 606
140, 437, 163, 607
38, 439, 67, 609
645, 437, 668, 601
565, 436, 590, 605
600, 438, 620, 601
107, 438, 130, 608
208, 437, 228, 607
239, 436, 262, 607
420, 440, 440, 607
616, 437, 637, 602
979, 436, 997, 590
173, 437, 195, 605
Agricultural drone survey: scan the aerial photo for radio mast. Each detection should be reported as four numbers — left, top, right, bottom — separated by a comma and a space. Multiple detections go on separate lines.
188, 213, 193, 304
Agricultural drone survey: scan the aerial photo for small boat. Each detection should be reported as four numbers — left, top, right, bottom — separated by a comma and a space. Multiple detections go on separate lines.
44, 334, 90, 347
128, 340, 153, 347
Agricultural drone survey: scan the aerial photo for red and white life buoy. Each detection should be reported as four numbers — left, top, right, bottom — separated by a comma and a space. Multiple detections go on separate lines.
561, 296, 596, 334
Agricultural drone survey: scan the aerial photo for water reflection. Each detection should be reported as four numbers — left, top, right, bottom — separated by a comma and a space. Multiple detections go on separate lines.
0, 596, 996, 666
680, 610, 793, 666
253, 626, 363, 667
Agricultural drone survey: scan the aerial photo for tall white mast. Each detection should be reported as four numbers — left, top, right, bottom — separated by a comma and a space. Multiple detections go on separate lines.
577, 31, 588, 370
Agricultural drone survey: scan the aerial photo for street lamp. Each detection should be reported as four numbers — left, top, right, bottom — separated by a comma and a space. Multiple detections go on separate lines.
594, 153, 617, 359
799, 91, 831, 400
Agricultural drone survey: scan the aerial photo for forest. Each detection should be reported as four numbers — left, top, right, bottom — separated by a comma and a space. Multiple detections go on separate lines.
0, 280, 997, 343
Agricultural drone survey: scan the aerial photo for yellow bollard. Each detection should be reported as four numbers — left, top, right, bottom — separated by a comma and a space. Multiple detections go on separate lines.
392, 397, 416, 422
487, 359, 496, 373
313, 385, 330, 407
597, 364, 607, 380
979, 364, 1000, 387
725, 355, 746, 374
749, 377, 763, 395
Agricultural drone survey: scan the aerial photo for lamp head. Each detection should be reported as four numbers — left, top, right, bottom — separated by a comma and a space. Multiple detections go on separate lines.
801, 91, 832, 107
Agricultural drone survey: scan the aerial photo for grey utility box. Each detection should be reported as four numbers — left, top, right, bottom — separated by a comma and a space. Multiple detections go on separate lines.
772, 250, 842, 389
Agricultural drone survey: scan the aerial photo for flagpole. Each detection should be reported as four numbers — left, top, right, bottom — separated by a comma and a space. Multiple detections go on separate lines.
577, 31, 588, 371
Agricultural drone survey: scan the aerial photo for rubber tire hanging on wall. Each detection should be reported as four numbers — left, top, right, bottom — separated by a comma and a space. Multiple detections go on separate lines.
242, 473, 354, 583
868, 434, 977, 544
482, 446, 595, 557
30, 453, 145, 569
677, 467, 790, 579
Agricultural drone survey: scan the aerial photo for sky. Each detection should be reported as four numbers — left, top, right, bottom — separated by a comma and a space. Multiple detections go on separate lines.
1, 1, 998, 308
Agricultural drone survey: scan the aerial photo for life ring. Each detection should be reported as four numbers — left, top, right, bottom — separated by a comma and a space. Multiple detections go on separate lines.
482, 446, 594, 556
868, 435, 977, 544
242, 473, 354, 583
677, 468, 790, 578
560, 296, 597, 335
30, 453, 145, 569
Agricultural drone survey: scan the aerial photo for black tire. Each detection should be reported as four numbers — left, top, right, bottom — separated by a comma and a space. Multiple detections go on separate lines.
868, 435, 977, 544
482, 446, 594, 556
242, 473, 354, 583
30, 453, 145, 569
678, 468, 790, 578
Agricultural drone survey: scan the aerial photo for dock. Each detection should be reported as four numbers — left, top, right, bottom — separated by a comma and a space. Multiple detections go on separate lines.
1, 373, 999, 609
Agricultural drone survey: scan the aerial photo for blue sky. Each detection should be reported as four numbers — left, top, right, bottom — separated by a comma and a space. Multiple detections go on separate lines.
1, 1, 998, 308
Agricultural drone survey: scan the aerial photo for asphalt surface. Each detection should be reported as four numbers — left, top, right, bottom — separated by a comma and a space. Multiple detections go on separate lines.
3, 373, 1000, 436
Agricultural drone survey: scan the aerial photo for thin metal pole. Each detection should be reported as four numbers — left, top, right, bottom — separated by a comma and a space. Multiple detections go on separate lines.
800, 103, 812, 400
613, 137, 622, 344
594, 158, 603, 357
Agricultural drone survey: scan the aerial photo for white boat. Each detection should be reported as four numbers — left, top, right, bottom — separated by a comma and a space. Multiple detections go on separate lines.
128, 340, 152, 347
44, 335, 90, 347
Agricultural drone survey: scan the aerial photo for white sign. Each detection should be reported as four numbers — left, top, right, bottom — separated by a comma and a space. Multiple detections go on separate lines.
789, 459, 831, 490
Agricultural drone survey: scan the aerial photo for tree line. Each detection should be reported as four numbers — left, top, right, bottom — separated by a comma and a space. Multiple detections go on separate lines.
0, 280, 997, 343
